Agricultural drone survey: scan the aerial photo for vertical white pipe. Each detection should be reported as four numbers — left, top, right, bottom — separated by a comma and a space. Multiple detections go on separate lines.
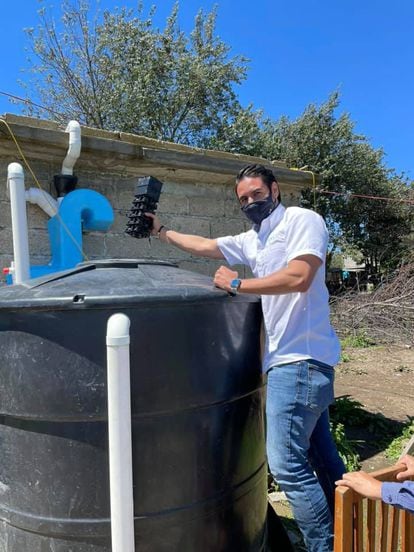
8, 163, 30, 284
62, 120, 81, 175
106, 314, 135, 552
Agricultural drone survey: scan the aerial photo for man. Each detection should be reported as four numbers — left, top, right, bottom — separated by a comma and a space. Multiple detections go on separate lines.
146, 163, 345, 551
336, 454, 414, 514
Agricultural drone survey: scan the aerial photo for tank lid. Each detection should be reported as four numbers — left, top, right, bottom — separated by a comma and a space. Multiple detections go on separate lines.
26, 259, 177, 289
0, 259, 258, 309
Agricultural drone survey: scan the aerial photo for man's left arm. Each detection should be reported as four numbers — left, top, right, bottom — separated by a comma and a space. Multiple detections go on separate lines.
213, 254, 322, 295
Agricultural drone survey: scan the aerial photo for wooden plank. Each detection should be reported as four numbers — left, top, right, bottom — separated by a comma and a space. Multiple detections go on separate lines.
389, 507, 399, 552
370, 465, 407, 482
353, 499, 364, 552
400, 434, 414, 457
366, 500, 377, 552
402, 511, 414, 552
334, 487, 354, 552
380, 503, 390, 552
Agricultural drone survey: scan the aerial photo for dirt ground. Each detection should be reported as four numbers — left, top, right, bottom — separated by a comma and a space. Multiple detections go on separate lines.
335, 344, 414, 470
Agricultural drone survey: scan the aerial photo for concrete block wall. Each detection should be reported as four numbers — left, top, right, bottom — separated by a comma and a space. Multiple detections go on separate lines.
0, 115, 304, 283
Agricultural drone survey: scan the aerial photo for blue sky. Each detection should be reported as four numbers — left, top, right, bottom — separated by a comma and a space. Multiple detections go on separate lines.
1, 0, 413, 176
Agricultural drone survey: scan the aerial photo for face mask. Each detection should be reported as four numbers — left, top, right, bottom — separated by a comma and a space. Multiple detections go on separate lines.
241, 194, 277, 225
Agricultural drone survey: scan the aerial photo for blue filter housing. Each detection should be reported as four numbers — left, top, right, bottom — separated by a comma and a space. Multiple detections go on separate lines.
7, 189, 114, 283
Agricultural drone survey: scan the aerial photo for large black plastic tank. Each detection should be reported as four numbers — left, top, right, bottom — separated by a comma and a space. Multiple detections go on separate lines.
0, 260, 267, 551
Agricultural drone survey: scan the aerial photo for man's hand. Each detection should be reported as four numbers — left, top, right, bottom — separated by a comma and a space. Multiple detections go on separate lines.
335, 471, 382, 500
144, 212, 162, 235
396, 455, 414, 481
214, 266, 239, 292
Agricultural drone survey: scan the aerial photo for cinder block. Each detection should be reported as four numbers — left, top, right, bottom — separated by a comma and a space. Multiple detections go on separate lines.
189, 197, 225, 217
0, 227, 13, 252
26, 203, 49, 229
147, 238, 189, 262
77, 172, 116, 197
83, 232, 106, 259
110, 211, 129, 234
163, 181, 225, 198
28, 229, 51, 256
158, 194, 189, 215
104, 233, 155, 260
115, 186, 140, 211
225, 182, 238, 199
0, 201, 11, 227
224, 199, 245, 217
210, 219, 246, 238
167, 216, 210, 237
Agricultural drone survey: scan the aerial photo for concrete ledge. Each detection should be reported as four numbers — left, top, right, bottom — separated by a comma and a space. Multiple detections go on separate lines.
0, 114, 320, 189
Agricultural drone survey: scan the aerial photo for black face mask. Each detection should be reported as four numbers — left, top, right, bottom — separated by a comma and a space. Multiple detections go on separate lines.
241, 194, 277, 225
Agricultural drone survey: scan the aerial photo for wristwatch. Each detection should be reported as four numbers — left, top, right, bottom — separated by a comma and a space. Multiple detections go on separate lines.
230, 278, 242, 294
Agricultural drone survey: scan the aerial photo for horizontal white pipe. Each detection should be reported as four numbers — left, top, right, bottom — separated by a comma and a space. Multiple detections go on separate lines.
25, 188, 58, 218
106, 314, 135, 552
61, 120, 81, 176
8, 163, 30, 284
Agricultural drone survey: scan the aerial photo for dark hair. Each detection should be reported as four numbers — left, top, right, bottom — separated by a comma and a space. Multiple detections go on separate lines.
235, 163, 281, 202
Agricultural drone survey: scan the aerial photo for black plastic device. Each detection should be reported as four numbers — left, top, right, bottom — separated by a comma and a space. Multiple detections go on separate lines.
125, 176, 163, 239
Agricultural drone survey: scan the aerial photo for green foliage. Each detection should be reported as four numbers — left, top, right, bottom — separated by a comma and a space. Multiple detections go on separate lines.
328, 396, 406, 471
341, 332, 376, 348
23, 0, 248, 145
385, 420, 414, 461
331, 396, 366, 426
330, 421, 361, 472
329, 397, 361, 471
330, 252, 345, 269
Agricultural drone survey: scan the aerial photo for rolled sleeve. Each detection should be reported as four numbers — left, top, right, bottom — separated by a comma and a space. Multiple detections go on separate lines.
382, 481, 414, 514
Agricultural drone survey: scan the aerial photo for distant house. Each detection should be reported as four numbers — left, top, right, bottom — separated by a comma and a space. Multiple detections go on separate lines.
327, 255, 368, 294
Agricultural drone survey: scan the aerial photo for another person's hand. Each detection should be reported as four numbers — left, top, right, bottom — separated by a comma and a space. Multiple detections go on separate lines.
396, 455, 414, 481
335, 471, 382, 500
144, 213, 162, 235
213, 266, 239, 292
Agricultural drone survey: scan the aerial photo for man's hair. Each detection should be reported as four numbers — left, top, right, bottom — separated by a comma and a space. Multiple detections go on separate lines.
235, 163, 281, 202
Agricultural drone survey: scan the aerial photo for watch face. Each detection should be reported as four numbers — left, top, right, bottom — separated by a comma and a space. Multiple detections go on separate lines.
231, 278, 241, 291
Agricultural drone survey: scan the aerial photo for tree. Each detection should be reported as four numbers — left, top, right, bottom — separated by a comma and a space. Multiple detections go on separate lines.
23, 0, 248, 145
213, 93, 413, 272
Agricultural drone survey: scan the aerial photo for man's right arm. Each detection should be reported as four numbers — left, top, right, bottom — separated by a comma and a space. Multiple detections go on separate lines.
146, 213, 224, 260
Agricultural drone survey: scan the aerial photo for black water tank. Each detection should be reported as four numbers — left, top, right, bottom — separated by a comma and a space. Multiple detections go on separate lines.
0, 260, 267, 551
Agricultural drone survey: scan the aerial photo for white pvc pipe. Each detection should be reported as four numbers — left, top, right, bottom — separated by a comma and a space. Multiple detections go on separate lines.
8, 163, 30, 284
61, 120, 81, 175
25, 188, 58, 218
106, 314, 135, 552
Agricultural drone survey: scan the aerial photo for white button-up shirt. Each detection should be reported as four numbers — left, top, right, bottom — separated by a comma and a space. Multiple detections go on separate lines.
217, 204, 340, 371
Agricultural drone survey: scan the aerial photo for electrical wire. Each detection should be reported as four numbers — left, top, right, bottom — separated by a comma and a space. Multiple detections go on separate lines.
0, 90, 63, 118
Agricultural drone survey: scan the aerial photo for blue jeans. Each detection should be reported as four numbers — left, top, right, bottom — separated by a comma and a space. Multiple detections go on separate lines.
266, 361, 345, 552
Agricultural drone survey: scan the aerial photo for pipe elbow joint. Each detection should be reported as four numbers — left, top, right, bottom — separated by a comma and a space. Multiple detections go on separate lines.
106, 314, 131, 346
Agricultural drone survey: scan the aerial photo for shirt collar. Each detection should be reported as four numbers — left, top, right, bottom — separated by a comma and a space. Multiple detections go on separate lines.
255, 203, 286, 243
